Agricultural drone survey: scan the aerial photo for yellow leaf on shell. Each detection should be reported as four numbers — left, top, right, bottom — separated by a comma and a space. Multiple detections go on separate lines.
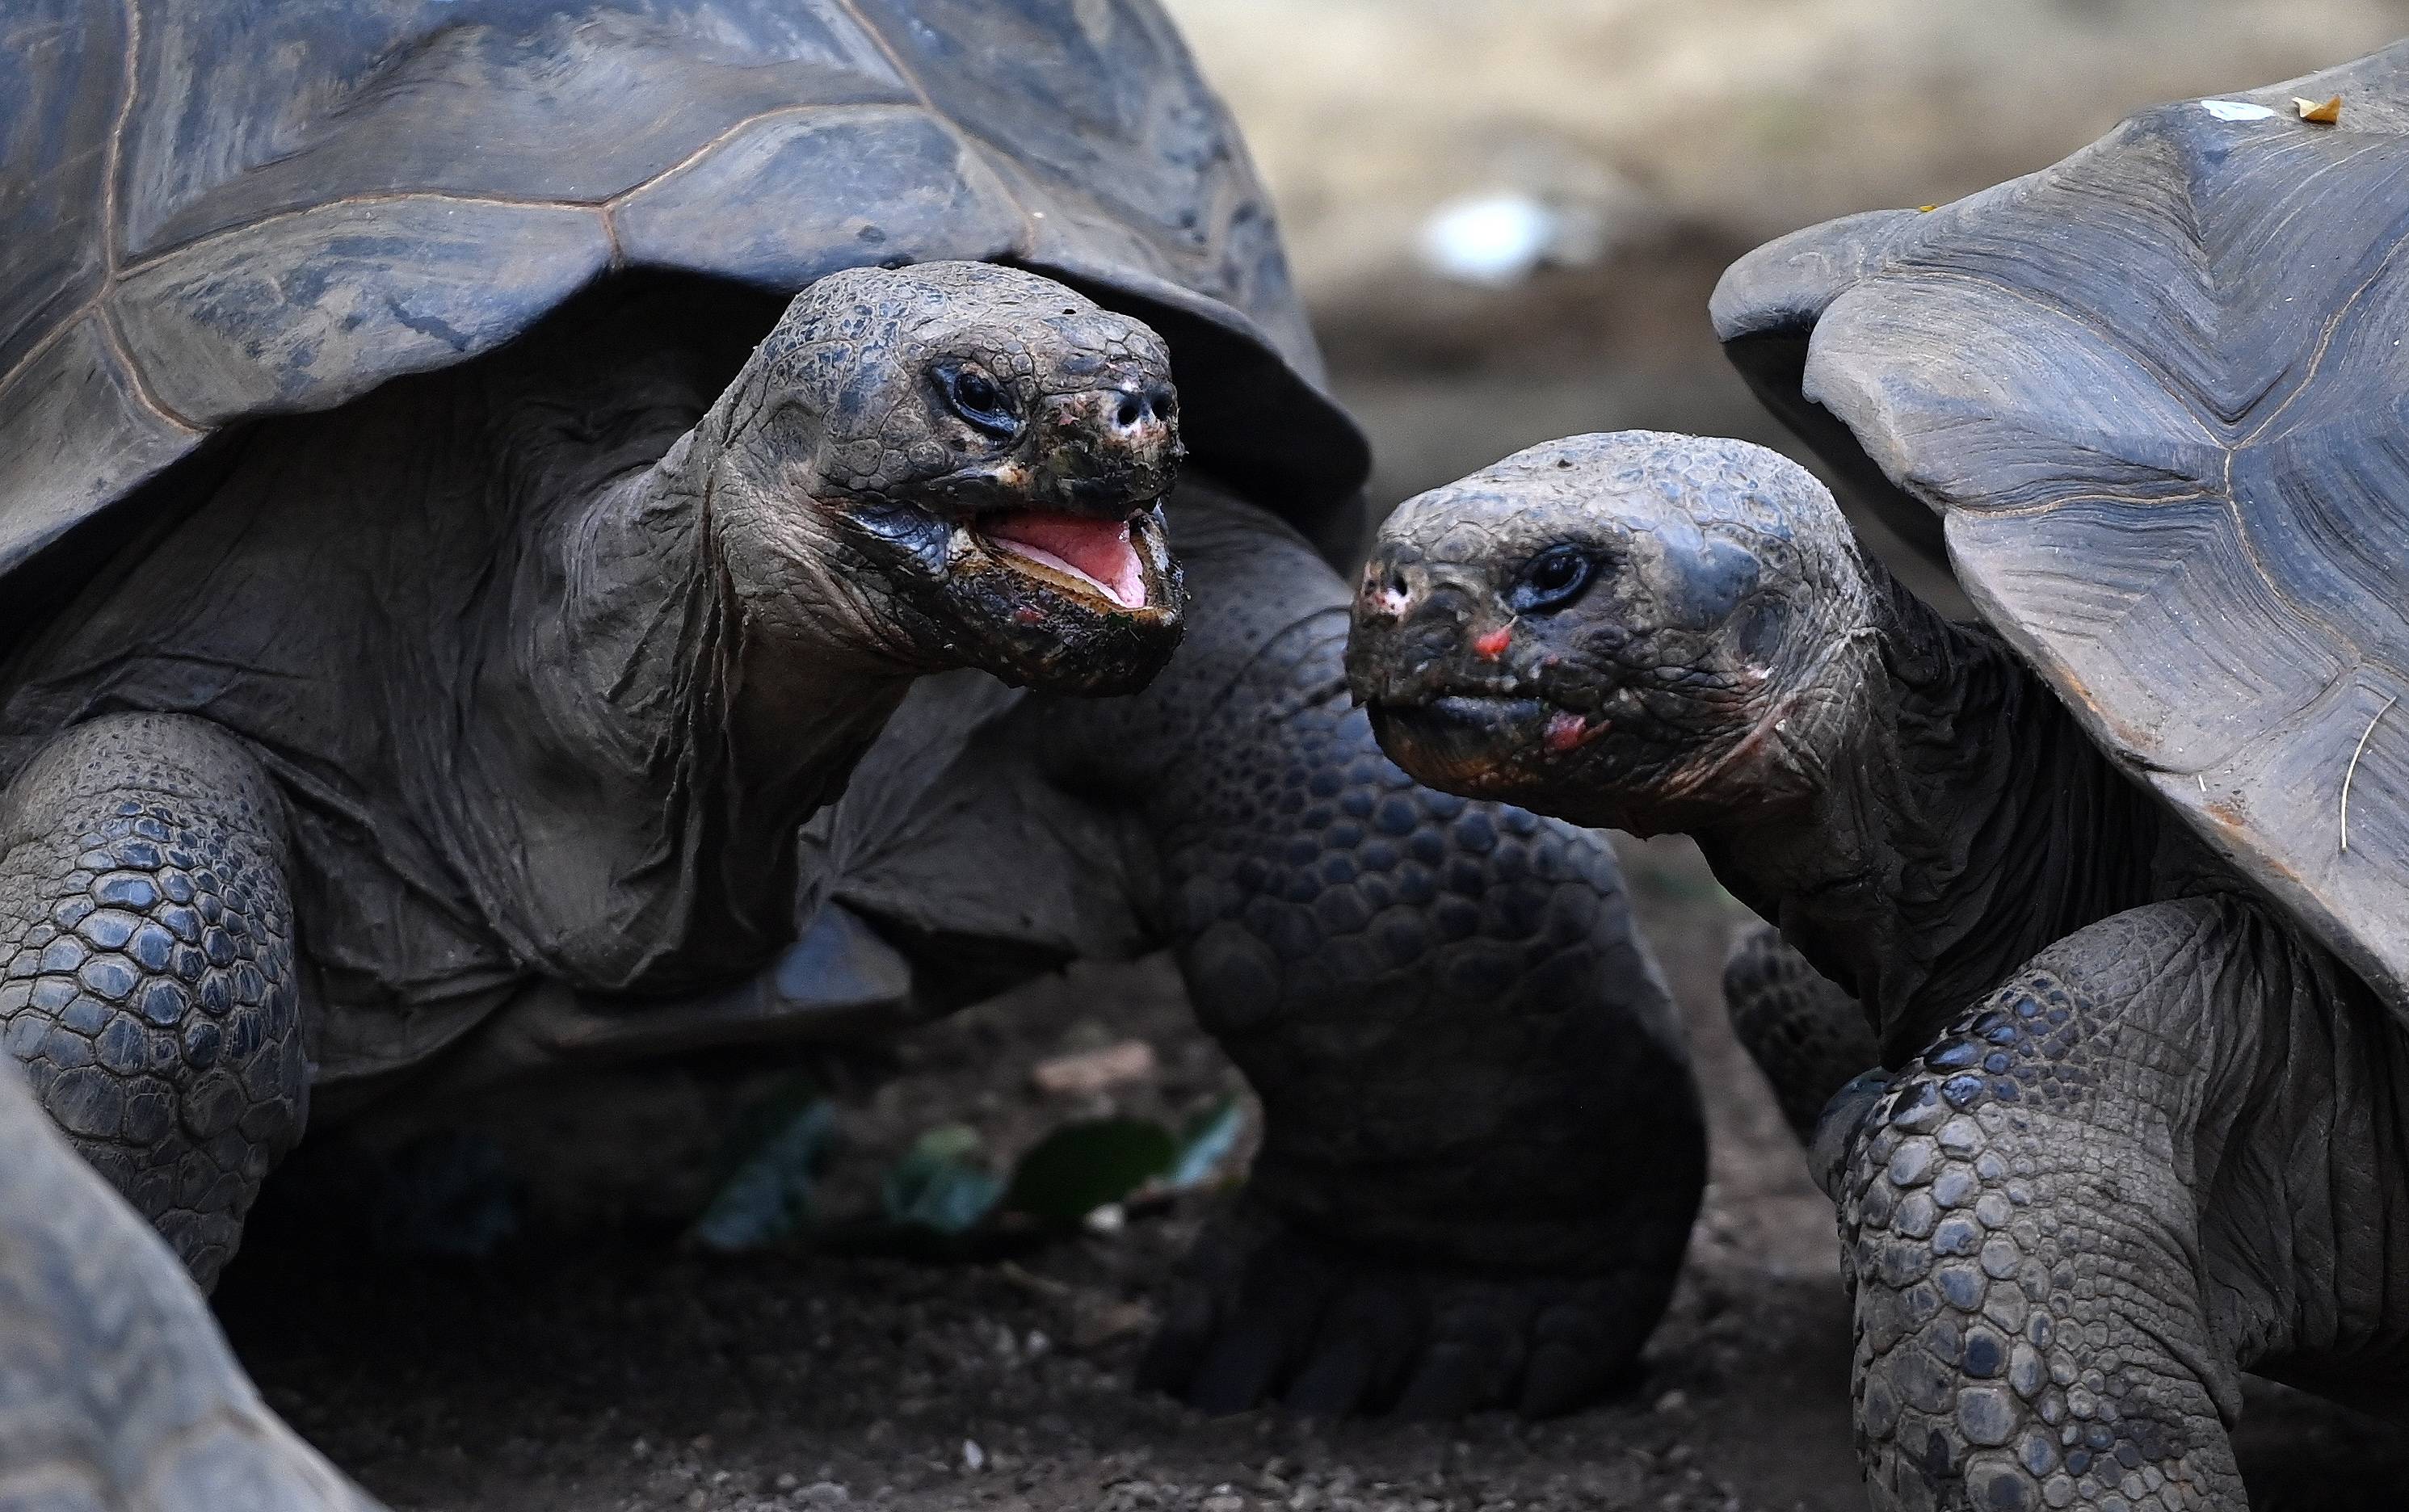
2294, 94, 2344, 124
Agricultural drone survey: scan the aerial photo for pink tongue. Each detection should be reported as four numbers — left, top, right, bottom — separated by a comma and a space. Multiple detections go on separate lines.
984, 510, 1147, 608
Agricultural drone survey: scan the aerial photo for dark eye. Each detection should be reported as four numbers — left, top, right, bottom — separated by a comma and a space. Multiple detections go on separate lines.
934, 363, 1020, 439
1508, 544, 1596, 613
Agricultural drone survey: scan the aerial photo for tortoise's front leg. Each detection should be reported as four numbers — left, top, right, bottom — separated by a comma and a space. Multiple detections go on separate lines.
1831, 896, 2404, 1512
1722, 922, 1881, 1147
1036, 485, 1705, 1418
0, 1056, 378, 1509
0, 714, 362, 1505
1, 713, 309, 1286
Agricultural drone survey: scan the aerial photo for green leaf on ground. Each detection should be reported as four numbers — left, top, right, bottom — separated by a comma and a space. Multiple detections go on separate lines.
1164, 1096, 1246, 1191
883, 1124, 1006, 1234
1003, 1117, 1178, 1222
688, 1085, 836, 1253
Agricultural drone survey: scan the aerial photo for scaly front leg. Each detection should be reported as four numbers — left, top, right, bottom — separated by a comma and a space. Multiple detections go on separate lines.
1722, 922, 1881, 1146
1833, 896, 2409, 1510
0, 712, 365, 1506
1038, 485, 1706, 1418
1, 714, 309, 1287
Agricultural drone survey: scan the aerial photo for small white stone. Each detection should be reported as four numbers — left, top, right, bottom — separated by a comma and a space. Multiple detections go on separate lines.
2199, 99, 2279, 122
1418, 193, 1555, 284
962, 1440, 986, 1472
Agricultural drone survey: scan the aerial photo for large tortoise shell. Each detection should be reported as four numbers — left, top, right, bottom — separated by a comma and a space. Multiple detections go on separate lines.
1713, 44, 2409, 1016
0, 0, 1367, 629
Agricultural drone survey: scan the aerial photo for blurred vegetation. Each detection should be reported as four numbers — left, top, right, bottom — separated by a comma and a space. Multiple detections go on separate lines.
688, 1080, 1246, 1256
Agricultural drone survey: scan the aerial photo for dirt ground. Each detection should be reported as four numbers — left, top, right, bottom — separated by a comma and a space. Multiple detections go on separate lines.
221, 831, 2406, 1512
218, 834, 1852, 1512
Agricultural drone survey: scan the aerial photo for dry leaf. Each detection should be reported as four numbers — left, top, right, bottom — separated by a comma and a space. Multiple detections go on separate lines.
2294, 94, 2343, 124
1915, 204, 1939, 213
1068, 1296, 1156, 1350
1030, 1039, 1157, 1095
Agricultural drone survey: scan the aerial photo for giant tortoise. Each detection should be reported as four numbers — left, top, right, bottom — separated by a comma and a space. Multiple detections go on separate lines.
0, 1, 1708, 1502
1347, 42, 2409, 1512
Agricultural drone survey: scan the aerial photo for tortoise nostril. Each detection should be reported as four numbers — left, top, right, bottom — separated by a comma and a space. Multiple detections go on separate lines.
1148, 385, 1176, 422
1367, 565, 1415, 617
1115, 394, 1144, 428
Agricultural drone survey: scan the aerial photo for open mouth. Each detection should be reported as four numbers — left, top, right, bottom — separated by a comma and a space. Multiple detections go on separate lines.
1405, 692, 1549, 729
968, 507, 1156, 610
1370, 691, 1611, 759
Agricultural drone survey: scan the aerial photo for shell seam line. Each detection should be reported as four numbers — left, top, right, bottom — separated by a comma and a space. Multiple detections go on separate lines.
98, 301, 199, 433
827, 0, 1044, 252
103, 0, 139, 278
0, 94, 920, 407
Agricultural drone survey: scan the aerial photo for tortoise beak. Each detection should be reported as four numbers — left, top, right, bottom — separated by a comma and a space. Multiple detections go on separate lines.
940, 500, 1186, 695
1023, 383, 1185, 514
1344, 543, 1508, 708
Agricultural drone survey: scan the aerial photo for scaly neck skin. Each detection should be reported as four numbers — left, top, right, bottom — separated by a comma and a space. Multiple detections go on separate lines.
1692, 569, 2167, 1057
486, 410, 918, 996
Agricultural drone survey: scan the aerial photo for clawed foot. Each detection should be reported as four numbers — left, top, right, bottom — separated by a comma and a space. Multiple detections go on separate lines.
1137, 1203, 1655, 1420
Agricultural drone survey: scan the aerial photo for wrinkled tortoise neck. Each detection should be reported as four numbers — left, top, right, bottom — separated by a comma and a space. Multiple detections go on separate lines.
1692, 559, 2168, 1055
520, 406, 920, 904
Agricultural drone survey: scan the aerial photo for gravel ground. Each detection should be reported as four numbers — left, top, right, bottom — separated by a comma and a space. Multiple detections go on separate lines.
217, 837, 2407, 1512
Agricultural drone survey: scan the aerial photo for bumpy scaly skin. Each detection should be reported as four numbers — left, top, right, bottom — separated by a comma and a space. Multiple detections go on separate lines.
0, 1059, 376, 1511
771, 262, 1180, 510
1723, 922, 1881, 1144
1040, 488, 1705, 1418
1841, 898, 2285, 1511
1768, 898, 2409, 1512
0, 715, 305, 1291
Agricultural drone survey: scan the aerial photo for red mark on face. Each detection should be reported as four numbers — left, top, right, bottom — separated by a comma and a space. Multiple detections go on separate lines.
1472, 625, 1513, 661
1543, 709, 1608, 754
1013, 606, 1046, 626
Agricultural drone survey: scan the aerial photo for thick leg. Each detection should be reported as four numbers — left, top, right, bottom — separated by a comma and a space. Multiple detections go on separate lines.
1835, 897, 2405, 1512
0, 714, 307, 1287
1723, 921, 1882, 1145
1032, 485, 1705, 1418
0, 1058, 376, 1510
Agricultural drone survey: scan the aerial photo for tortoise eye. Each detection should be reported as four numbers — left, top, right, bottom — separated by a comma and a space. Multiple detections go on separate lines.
1509, 544, 1596, 613
933, 362, 1020, 439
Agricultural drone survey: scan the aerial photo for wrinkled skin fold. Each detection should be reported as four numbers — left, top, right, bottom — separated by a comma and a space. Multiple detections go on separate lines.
1349, 430, 2409, 1510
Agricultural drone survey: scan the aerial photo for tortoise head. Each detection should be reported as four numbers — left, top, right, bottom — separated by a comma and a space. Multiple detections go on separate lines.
1344, 431, 1875, 834
700, 261, 1186, 695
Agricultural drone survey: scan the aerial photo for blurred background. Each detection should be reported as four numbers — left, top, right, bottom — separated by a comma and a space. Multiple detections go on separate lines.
1162, 0, 2409, 515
